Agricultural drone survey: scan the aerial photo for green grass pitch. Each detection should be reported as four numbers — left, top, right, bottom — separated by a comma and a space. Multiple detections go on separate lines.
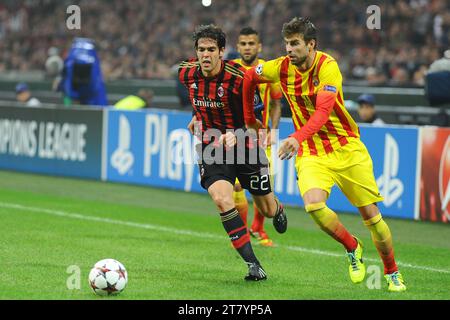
0, 170, 449, 300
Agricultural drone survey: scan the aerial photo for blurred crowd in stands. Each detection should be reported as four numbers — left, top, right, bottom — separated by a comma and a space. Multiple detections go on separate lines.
0, 0, 449, 86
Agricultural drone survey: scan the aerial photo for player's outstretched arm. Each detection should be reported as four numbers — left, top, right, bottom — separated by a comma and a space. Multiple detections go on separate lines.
278, 89, 337, 160
289, 89, 337, 145
243, 67, 272, 130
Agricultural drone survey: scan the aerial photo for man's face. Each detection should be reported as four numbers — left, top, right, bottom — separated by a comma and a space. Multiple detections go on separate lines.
196, 38, 224, 75
358, 103, 375, 122
16, 91, 30, 102
237, 34, 261, 65
284, 33, 312, 67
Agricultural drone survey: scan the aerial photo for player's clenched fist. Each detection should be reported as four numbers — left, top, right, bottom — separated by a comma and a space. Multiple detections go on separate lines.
278, 137, 299, 160
219, 131, 237, 147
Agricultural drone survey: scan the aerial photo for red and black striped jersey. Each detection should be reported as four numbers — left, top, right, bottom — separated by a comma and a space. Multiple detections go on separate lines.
178, 59, 246, 134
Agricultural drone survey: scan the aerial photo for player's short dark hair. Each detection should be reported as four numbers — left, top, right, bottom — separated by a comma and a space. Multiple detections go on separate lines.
282, 17, 317, 48
193, 24, 226, 49
239, 27, 260, 43
239, 27, 258, 37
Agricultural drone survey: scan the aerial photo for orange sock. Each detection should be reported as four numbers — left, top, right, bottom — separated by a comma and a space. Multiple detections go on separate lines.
306, 202, 357, 252
233, 189, 248, 227
250, 203, 265, 232
364, 214, 398, 274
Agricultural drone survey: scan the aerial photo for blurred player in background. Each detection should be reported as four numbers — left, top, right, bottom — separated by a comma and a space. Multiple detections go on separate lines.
178, 25, 287, 281
114, 89, 154, 110
15, 82, 41, 107
356, 94, 385, 125
233, 27, 282, 247
243, 17, 406, 292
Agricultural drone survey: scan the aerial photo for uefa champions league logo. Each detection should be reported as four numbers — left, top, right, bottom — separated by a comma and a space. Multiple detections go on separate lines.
255, 64, 263, 75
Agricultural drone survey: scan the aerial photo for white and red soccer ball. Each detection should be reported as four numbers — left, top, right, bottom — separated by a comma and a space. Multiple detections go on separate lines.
88, 259, 128, 296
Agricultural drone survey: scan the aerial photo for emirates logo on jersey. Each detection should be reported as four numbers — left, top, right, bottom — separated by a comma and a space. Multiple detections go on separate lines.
439, 137, 450, 219
217, 85, 224, 98
192, 98, 224, 108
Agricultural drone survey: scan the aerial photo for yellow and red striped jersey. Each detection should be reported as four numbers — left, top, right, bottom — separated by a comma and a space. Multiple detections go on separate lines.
233, 58, 282, 128
255, 51, 360, 156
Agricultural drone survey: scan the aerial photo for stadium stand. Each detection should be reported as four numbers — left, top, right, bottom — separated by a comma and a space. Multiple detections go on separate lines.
0, 0, 449, 123
0, 0, 449, 84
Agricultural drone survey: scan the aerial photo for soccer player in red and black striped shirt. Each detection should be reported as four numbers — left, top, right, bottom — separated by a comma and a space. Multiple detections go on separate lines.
178, 24, 287, 281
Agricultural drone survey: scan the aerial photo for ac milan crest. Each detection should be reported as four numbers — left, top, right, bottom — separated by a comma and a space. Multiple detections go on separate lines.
217, 85, 224, 98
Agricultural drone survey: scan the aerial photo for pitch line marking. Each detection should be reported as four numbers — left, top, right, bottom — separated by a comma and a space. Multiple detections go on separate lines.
1, 201, 449, 275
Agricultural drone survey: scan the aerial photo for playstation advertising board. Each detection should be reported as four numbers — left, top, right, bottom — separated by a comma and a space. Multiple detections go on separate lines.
105, 109, 420, 220
0, 105, 103, 178
1, 105, 437, 221
105, 109, 203, 192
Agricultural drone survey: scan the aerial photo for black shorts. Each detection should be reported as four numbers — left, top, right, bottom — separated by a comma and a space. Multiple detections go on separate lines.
197, 142, 271, 195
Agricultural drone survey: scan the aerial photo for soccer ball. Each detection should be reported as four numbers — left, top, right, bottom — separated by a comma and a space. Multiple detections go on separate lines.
88, 259, 128, 296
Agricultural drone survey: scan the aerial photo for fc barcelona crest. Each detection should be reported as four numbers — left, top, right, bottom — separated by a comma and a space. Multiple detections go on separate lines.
312, 76, 319, 86
254, 93, 261, 105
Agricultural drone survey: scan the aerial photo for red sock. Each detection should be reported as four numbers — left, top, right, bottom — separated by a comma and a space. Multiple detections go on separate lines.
377, 248, 398, 274
250, 204, 265, 232
364, 214, 398, 274
235, 203, 248, 227
220, 208, 258, 264
333, 223, 358, 252
233, 190, 248, 227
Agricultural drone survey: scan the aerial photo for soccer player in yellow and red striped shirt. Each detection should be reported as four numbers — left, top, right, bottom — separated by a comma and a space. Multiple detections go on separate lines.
243, 17, 406, 292
232, 27, 282, 247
